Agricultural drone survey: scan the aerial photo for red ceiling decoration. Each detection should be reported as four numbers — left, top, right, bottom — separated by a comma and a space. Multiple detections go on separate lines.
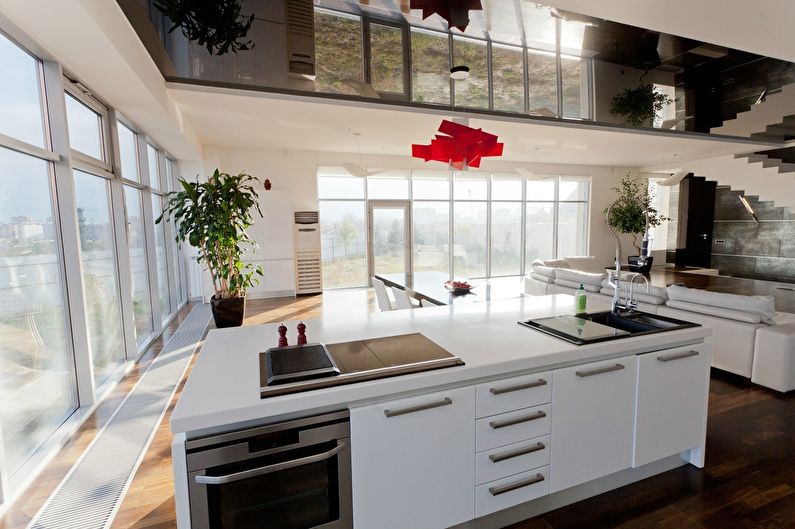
412, 120, 504, 170
410, 0, 483, 32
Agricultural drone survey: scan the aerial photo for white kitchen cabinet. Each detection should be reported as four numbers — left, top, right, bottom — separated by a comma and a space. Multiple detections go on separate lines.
350, 386, 476, 529
633, 345, 711, 467
550, 355, 638, 493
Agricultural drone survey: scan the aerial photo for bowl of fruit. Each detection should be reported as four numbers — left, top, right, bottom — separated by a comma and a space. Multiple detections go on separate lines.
444, 280, 474, 293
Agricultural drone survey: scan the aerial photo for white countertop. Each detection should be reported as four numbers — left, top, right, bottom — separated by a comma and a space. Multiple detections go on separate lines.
170, 295, 710, 436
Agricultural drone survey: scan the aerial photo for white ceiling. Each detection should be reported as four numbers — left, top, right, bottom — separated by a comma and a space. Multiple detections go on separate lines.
170, 84, 776, 167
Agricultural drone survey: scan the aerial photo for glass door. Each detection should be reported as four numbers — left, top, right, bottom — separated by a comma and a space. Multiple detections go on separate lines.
368, 201, 411, 277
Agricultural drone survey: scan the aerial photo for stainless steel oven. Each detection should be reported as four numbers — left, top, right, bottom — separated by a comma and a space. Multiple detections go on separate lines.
186, 410, 351, 529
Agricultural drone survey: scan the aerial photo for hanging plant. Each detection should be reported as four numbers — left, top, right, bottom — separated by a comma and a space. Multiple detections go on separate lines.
610, 77, 673, 126
154, 0, 255, 56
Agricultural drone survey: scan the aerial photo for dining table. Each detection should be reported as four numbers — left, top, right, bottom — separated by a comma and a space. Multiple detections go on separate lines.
375, 271, 525, 306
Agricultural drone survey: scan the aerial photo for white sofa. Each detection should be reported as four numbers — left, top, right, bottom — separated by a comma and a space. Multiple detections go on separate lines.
524, 258, 795, 391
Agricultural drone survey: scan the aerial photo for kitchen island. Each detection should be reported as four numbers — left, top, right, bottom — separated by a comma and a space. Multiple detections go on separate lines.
171, 294, 712, 529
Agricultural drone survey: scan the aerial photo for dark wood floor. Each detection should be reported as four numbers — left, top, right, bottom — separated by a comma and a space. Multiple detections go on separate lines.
3, 289, 795, 529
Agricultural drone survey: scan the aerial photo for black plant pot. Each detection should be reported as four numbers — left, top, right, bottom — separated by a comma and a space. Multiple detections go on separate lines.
210, 295, 246, 328
627, 255, 653, 274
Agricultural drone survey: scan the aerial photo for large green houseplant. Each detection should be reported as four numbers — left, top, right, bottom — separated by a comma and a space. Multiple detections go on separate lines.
158, 169, 263, 328
604, 174, 668, 261
610, 82, 673, 126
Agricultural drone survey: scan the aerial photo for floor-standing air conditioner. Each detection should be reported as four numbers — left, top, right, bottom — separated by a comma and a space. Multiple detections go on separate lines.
294, 211, 322, 294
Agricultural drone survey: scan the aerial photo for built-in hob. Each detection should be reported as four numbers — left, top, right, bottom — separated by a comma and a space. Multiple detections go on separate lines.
259, 333, 464, 398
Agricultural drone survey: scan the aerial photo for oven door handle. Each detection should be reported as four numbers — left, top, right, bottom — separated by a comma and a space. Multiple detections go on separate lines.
195, 441, 348, 485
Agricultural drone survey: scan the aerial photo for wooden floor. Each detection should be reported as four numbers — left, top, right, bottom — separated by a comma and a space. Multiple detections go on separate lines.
3, 287, 795, 529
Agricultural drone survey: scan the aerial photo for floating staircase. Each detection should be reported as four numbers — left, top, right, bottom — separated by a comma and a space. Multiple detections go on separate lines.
712, 82, 795, 138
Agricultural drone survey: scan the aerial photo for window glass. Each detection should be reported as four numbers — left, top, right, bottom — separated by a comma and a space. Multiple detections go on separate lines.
314, 10, 363, 95
65, 93, 103, 160
453, 201, 487, 278
0, 33, 45, 147
147, 144, 160, 190
370, 24, 404, 94
319, 201, 367, 288
526, 179, 556, 201
525, 202, 555, 263
560, 178, 589, 201
491, 202, 522, 276
413, 202, 449, 272
452, 36, 488, 109
117, 122, 139, 182
0, 146, 76, 474
527, 50, 558, 116
561, 55, 590, 119
318, 176, 364, 199
558, 202, 588, 257
124, 186, 153, 341
492, 44, 524, 113
521, 3, 557, 51
412, 177, 450, 200
492, 178, 522, 200
454, 176, 487, 200
367, 178, 409, 200
411, 29, 450, 105
151, 195, 170, 319
73, 170, 125, 385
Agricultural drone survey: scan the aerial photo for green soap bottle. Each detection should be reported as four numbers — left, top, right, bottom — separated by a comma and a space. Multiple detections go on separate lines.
575, 283, 587, 314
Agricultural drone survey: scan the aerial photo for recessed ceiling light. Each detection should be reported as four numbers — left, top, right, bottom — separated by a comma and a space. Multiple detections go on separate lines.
450, 65, 470, 80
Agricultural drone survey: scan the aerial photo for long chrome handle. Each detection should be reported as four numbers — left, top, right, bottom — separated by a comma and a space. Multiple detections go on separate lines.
489, 473, 545, 496
489, 442, 546, 463
657, 350, 700, 363
490, 379, 547, 395
576, 363, 625, 378
195, 441, 347, 485
489, 410, 546, 429
384, 397, 452, 418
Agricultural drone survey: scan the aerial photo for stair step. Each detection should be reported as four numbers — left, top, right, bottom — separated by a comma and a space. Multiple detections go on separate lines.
779, 163, 795, 173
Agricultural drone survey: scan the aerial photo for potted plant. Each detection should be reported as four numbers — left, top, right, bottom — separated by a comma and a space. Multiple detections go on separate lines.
610, 79, 673, 127
158, 169, 263, 328
604, 174, 668, 272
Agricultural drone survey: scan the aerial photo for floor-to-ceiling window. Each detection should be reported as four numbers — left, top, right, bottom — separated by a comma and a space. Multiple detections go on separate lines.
318, 169, 590, 287
147, 144, 170, 320
0, 25, 189, 507
0, 33, 77, 478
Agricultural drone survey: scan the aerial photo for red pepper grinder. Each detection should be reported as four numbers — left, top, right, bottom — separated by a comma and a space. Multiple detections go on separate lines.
278, 323, 288, 348
297, 321, 307, 345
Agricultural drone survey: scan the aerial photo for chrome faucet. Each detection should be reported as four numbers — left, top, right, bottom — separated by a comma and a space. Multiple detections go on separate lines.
605, 205, 622, 313
625, 273, 649, 313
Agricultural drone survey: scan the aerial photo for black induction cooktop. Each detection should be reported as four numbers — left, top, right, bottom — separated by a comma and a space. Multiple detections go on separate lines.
264, 343, 340, 386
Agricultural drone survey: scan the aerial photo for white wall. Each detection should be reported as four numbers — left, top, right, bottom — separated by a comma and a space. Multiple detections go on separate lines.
196, 146, 638, 270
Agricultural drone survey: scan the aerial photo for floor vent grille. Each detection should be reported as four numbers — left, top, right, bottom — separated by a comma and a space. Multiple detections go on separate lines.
26, 305, 211, 529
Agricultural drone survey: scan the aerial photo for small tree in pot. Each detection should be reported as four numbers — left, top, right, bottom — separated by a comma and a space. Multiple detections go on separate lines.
158, 169, 263, 328
604, 174, 668, 269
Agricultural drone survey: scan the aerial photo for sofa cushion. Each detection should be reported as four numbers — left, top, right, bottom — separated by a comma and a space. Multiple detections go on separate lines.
601, 278, 669, 300
599, 287, 666, 305
531, 265, 556, 279
542, 258, 569, 268
665, 299, 763, 324
563, 256, 605, 274
530, 272, 555, 284
555, 278, 602, 292
556, 268, 605, 287
667, 285, 775, 324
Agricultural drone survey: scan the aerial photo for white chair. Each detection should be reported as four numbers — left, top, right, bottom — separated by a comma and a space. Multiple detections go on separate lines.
391, 286, 417, 310
371, 277, 394, 311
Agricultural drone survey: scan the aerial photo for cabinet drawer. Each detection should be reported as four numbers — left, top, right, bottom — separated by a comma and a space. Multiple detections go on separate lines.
476, 372, 551, 418
476, 435, 550, 485
476, 404, 550, 452
475, 466, 550, 517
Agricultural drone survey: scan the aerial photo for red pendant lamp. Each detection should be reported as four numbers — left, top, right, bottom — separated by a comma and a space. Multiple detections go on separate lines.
412, 120, 504, 170
410, 1, 483, 31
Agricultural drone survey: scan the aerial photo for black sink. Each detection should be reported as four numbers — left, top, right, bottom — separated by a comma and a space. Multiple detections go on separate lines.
518, 310, 699, 345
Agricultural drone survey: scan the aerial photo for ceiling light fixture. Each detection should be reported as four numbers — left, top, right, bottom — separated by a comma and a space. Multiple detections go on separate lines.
450, 65, 470, 80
